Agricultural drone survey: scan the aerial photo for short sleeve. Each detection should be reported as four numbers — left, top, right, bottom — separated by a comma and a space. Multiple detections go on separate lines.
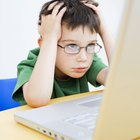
12, 48, 40, 105
86, 53, 107, 87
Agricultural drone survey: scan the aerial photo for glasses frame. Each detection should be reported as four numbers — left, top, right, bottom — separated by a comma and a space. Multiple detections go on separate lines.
57, 43, 102, 54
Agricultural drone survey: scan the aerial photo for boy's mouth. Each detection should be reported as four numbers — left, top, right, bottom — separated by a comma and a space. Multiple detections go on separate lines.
72, 67, 88, 73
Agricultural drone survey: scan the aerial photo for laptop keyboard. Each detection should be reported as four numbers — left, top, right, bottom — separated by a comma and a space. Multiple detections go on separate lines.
64, 107, 99, 130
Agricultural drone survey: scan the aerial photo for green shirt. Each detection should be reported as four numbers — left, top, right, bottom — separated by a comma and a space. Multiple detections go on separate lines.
12, 48, 106, 105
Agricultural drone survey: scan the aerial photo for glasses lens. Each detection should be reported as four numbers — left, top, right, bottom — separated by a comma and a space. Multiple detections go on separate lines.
87, 43, 101, 54
94, 44, 101, 53
65, 44, 79, 54
86, 44, 95, 53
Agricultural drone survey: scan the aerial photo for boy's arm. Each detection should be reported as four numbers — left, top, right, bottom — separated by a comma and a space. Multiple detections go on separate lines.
23, 2, 66, 107
96, 67, 109, 85
96, 20, 113, 85
98, 18, 113, 65
84, 2, 113, 64
96, 14, 113, 85
96, 7, 113, 85
84, 2, 113, 85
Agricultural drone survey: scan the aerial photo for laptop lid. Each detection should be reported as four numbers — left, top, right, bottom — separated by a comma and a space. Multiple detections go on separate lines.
93, 0, 140, 139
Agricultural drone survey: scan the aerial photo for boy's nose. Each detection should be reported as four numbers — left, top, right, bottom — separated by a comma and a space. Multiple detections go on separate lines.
77, 48, 88, 62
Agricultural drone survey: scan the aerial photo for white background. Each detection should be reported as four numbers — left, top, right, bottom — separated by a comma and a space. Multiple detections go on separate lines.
0, 0, 126, 86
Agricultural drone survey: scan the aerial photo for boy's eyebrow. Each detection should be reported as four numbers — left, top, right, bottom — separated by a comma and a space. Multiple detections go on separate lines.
60, 39, 97, 43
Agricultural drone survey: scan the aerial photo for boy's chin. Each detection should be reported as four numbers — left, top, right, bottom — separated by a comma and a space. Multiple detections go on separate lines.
69, 73, 85, 79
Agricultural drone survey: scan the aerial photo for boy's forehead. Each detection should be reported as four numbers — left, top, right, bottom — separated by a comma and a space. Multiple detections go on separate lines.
60, 23, 97, 42
62, 22, 96, 33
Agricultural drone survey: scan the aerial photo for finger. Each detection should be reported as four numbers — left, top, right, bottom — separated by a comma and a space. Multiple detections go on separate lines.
82, 1, 99, 7
40, 15, 49, 26
41, 15, 46, 22
83, 2, 98, 11
51, 2, 64, 16
47, 1, 58, 11
57, 6, 67, 19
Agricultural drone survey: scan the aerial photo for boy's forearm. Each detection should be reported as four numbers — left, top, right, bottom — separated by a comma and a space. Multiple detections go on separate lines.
24, 39, 57, 107
99, 26, 113, 65
23, 2, 66, 107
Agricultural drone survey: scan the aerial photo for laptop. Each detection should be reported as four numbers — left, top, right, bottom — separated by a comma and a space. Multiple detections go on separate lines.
14, 0, 140, 140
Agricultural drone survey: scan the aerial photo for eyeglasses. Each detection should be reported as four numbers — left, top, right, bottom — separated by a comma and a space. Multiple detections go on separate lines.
57, 43, 102, 54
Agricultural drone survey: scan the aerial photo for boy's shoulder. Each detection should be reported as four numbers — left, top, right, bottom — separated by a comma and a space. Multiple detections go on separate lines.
28, 47, 40, 56
25, 47, 40, 60
17, 47, 40, 67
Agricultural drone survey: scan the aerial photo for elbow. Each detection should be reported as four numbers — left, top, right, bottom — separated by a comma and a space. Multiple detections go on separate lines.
24, 92, 51, 108
26, 97, 51, 108
96, 67, 109, 86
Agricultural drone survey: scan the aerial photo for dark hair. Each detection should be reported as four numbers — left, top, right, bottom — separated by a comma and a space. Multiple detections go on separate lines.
38, 0, 100, 33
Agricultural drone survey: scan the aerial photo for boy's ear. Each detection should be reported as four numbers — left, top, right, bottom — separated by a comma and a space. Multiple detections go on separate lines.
38, 37, 42, 47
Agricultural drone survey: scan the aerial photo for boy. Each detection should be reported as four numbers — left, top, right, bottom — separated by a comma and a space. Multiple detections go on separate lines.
12, 0, 112, 107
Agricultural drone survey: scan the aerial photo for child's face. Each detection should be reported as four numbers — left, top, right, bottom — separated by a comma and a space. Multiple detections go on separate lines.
55, 24, 97, 79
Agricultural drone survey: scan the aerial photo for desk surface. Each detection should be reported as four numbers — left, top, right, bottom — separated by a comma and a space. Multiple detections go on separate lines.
0, 90, 103, 140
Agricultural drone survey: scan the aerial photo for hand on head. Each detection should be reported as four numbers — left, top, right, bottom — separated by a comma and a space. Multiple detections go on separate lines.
38, 1, 66, 41
82, 1, 106, 36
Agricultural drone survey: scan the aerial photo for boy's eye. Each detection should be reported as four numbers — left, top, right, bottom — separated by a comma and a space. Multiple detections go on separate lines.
86, 43, 96, 53
66, 44, 79, 50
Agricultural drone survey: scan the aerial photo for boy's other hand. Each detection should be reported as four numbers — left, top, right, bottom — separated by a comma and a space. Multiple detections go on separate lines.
38, 1, 66, 42
82, 1, 106, 37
